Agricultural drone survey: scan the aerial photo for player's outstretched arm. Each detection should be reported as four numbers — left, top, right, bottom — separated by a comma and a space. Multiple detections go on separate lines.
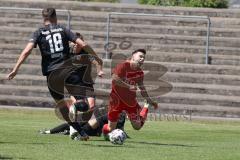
91, 59, 105, 77
6, 42, 34, 80
138, 81, 158, 109
75, 38, 104, 77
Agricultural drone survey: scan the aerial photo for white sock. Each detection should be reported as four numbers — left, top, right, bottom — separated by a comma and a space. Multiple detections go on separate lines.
45, 130, 51, 134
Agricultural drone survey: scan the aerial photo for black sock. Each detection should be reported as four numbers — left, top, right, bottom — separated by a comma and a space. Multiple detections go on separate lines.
50, 123, 69, 134
116, 112, 126, 130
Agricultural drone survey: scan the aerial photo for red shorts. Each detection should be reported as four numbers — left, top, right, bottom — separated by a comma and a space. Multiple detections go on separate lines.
108, 92, 142, 122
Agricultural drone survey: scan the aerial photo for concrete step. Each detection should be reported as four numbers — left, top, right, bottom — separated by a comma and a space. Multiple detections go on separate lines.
172, 82, 240, 96
158, 103, 240, 118
210, 17, 240, 29
0, 83, 110, 98
1, 0, 240, 18
162, 72, 240, 86
0, 54, 41, 64
1, 30, 240, 60
0, 26, 207, 46
0, 84, 51, 98
3, 61, 240, 87
70, 21, 240, 38
0, 51, 203, 65
148, 53, 240, 66
0, 10, 207, 28
160, 92, 240, 108
2, 77, 240, 98
0, 94, 107, 108
0, 63, 42, 75
2, 38, 240, 59
0, 94, 54, 107
0, 68, 163, 89
2, 26, 240, 48
106, 60, 240, 76
3, 17, 240, 38
0, 73, 47, 86
2, 46, 240, 66
2, 65, 240, 86
0, 97, 239, 118
3, 61, 240, 78
1, 8, 240, 30
160, 62, 240, 75
0, 89, 240, 117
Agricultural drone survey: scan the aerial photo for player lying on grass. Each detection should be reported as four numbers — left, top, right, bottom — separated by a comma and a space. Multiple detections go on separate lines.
39, 111, 128, 138
102, 49, 158, 139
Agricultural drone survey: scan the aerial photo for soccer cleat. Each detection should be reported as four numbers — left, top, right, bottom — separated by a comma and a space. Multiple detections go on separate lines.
144, 100, 158, 110
70, 131, 78, 140
72, 130, 89, 141
79, 130, 89, 141
69, 126, 78, 138
103, 133, 110, 141
123, 131, 130, 139
39, 129, 51, 134
70, 126, 89, 141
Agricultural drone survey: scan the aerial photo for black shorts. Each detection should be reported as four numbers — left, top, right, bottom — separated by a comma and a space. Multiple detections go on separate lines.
46, 70, 94, 102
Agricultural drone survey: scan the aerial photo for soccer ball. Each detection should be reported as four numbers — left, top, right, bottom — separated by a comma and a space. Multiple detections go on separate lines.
109, 129, 127, 145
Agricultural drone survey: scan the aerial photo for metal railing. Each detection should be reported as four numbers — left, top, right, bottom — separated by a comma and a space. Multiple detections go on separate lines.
0, 7, 71, 29
105, 12, 211, 64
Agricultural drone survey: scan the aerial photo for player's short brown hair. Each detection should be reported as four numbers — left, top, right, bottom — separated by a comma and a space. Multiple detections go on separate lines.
42, 8, 56, 20
76, 32, 84, 40
132, 49, 146, 55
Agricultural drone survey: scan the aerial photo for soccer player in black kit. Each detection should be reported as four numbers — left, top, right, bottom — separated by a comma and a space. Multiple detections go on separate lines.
6, 8, 104, 141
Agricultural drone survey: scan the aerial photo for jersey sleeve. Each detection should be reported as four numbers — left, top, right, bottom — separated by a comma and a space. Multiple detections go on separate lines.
29, 29, 40, 48
64, 27, 78, 42
112, 62, 126, 79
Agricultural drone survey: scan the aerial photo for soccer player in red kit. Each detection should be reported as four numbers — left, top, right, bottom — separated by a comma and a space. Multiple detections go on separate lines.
102, 49, 158, 137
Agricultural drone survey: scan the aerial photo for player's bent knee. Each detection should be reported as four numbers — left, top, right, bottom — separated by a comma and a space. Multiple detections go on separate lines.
131, 121, 142, 130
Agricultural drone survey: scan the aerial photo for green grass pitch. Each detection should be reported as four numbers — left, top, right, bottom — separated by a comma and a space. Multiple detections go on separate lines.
0, 108, 240, 160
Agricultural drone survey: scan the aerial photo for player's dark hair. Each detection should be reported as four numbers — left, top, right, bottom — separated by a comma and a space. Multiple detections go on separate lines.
76, 32, 84, 40
42, 8, 57, 20
132, 49, 146, 55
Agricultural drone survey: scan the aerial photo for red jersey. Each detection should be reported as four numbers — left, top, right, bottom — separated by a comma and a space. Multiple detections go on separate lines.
111, 61, 144, 107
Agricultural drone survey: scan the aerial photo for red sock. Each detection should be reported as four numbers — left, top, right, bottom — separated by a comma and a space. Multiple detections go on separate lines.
140, 107, 149, 120
140, 107, 148, 126
102, 124, 111, 135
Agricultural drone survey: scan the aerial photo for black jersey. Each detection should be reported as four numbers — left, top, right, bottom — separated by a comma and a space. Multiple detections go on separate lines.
70, 50, 94, 85
29, 24, 77, 76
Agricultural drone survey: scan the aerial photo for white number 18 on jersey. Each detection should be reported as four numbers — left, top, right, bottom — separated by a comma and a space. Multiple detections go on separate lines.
46, 33, 64, 54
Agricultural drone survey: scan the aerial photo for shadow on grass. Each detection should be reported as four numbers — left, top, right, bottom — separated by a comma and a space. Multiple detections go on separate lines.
127, 140, 198, 148
81, 143, 127, 148
0, 155, 28, 160
88, 138, 197, 148
83, 142, 136, 148
0, 155, 13, 160
81, 140, 135, 148
0, 142, 16, 144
